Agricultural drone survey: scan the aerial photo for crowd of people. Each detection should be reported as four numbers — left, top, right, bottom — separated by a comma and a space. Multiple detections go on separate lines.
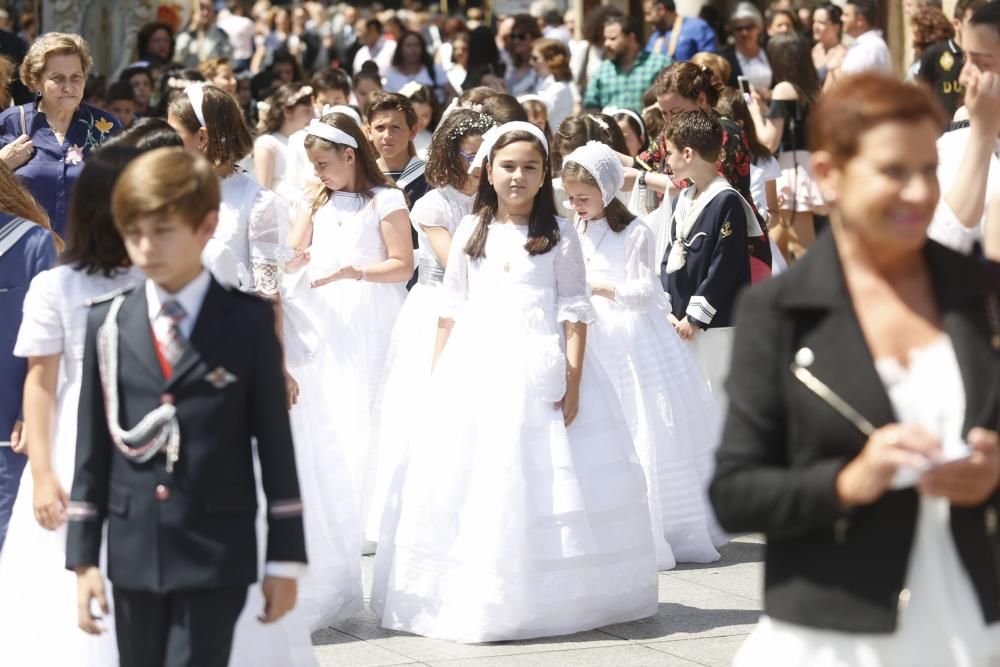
0, 0, 999, 666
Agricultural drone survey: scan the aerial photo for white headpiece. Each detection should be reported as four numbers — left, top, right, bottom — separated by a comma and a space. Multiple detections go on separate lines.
468, 121, 549, 174
517, 93, 551, 111
306, 119, 359, 148
184, 83, 207, 128
398, 81, 424, 98
321, 104, 362, 127
563, 141, 625, 207
602, 106, 646, 141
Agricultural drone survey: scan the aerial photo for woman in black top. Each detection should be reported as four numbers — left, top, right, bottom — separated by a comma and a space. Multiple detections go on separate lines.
711, 72, 1000, 665
750, 32, 825, 262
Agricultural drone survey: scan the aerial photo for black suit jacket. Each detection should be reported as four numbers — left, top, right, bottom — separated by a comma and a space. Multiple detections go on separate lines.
66, 279, 306, 592
710, 232, 1000, 633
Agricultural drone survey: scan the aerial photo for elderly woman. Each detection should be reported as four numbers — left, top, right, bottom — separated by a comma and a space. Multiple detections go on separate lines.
711, 73, 1000, 666
0, 33, 122, 235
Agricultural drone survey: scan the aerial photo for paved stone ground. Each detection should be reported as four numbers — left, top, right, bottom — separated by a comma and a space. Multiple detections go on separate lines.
312, 535, 764, 666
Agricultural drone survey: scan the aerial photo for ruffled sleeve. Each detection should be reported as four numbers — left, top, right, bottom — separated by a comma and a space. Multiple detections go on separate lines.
928, 201, 982, 255
14, 268, 63, 357
554, 218, 595, 324
248, 187, 289, 297
439, 215, 476, 320
374, 188, 409, 220
612, 220, 667, 311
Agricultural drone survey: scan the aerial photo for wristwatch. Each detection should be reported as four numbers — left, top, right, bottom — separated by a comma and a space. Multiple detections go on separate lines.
638, 170, 647, 188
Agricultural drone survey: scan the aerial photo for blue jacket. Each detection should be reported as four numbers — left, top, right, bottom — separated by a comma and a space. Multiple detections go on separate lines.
0, 214, 57, 438
645, 17, 717, 63
0, 102, 122, 235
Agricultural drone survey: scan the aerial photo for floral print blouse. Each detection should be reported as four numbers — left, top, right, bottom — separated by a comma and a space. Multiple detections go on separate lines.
0, 102, 123, 235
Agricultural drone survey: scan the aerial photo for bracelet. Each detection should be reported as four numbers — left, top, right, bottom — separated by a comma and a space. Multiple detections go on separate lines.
638, 171, 647, 189
355, 266, 367, 281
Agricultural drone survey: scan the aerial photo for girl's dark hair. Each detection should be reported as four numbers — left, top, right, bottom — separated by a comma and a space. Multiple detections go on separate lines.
459, 86, 499, 107
112, 116, 183, 150
560, 162, 633, 233
120, 65, 153, 88
466, 131, 559, 258
404, 84, 440, 133
767, 8, 800, 32
716, 89, 770, 162
464, 26, 505, 89
311, 67, 352, 97
260, 81, 314, 135
169, 84, 254, 165
766, 33, 820, 107
154, 65, 205, 117
425, 109, 494, 189
303, 112, 397, 211
818, 3, 843, 24
61, 145, 141, 276
353, 61, 382, 87
612, 111, 646, 150
137, 22, 175, 63
390, 31, 438, 87
552, 113, 627, 173
653, 62, 724, 108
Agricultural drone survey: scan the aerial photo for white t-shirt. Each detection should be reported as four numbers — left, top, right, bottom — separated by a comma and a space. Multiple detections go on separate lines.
749, 156, 780, 218
384, 64, 450, 95
841, 30, 892, 76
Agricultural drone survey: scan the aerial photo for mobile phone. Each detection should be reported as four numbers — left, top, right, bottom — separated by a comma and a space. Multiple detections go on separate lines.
737, 76, 751, 104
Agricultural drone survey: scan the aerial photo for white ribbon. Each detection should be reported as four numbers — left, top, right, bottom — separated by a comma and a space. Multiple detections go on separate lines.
517, 93, 550, 111
184, 83, 207, 128
563, 141, 625, 206
320, 104, 362, 127
306, 119, 359, 148
468, 121, 549, 174
602, 106, 645, 141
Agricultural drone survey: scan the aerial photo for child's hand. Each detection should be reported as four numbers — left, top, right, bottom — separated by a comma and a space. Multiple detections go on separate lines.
259, 575, 297, 624
673, 316, 698, 341
590, 281, 616, 301
310, 265, 360, 287
284, 248, 310, 273
33, 469, 68, 530
284, 369, 299, 409
557, 385, 580, 427
75, 566, 109, 635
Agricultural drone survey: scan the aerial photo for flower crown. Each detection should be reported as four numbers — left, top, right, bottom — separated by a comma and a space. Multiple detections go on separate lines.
445, 111, 495, 143
286, 85, 314, 107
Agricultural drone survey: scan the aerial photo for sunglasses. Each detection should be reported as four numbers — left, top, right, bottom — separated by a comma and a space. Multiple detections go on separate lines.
732, 24, 757, 32
511, 32, 531, 41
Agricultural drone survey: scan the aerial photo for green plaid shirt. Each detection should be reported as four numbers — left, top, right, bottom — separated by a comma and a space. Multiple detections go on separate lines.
583, 50, 671, 113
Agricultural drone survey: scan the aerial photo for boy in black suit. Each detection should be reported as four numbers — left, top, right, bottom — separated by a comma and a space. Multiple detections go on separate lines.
66, 148, 306, 667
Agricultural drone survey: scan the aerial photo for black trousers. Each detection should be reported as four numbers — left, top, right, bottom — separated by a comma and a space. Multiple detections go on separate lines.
113, 586, 248, 667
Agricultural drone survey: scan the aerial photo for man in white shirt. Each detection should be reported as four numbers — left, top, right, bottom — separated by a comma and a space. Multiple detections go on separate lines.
929, 1, 1000, 257
826, 0, 891, 86
352, 18, 396, 77
216, 0, 256, 71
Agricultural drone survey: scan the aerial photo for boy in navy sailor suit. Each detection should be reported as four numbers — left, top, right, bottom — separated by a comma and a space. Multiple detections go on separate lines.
66, 148, 306, 667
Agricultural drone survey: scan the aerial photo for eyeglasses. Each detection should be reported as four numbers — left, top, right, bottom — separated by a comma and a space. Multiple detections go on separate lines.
732, 24, 757, 32
458, 149, 476, 164
511, 32, 531, 41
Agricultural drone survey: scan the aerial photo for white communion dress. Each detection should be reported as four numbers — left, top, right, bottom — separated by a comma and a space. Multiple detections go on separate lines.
365, 185, 475, 542
0, 265, 140, 665
371, 215, 658, 643
734, 336, 1000, 667
578, 217, 725, 569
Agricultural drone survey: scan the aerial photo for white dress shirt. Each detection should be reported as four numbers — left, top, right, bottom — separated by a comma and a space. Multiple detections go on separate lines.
929, 126, 1000, 254
841, 29, 892, 76
145, 271, 306, 579
353, 37, 397, 77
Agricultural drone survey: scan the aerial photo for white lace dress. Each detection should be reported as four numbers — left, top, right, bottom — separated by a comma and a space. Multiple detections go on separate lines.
579, 217, 725, 569
203, 171, 287, 296
370, 216, 657, 643
734, 336, 1000, 667
0, 265, 140, 665
365, 186, 474, 542
284, 188, 409, 525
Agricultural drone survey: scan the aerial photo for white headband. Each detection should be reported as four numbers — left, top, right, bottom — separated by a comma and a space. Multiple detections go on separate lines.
468, 121, 549, 174
184, 83, 207, 128
306, 119, 359, 148
398, 81, 424, 98
563, 141, 625, 207
517, 93, 551, 111
602, 106, 645, 141
321, 104, 362, 127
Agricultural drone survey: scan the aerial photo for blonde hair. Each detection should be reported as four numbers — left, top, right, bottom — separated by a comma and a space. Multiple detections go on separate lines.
111, 148, 220, 231
0, 56, 14, 107
20, 32, 92, 90
688, 52, 732, 90
531, 38, 572, 82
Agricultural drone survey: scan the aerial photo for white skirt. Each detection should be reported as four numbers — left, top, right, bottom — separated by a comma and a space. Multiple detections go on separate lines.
371, 291, 658, 643
589, 298, 725, 568
365, 282, 442, 543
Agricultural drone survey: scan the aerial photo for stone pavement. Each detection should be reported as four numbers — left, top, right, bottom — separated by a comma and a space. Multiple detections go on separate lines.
312, 535, 764, 667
